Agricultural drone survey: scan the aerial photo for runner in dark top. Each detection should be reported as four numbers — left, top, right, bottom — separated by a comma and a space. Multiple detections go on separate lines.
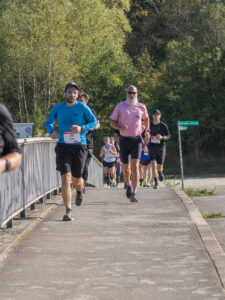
0, 104, 22, 173
78, 93, 100, 192
149, 109, 170, 189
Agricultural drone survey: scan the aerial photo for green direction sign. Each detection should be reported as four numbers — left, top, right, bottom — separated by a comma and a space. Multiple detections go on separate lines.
179, 121, 199, 126
180, 126, 188, 131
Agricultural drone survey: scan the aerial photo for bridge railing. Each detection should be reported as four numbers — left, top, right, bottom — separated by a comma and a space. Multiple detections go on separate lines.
0, 138, 103, 228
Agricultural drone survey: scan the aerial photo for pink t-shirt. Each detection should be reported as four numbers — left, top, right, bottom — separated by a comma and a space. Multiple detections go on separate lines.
110, 101, 149, 137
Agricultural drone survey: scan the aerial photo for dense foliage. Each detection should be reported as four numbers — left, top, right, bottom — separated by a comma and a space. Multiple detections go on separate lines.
0, 0, 224, 174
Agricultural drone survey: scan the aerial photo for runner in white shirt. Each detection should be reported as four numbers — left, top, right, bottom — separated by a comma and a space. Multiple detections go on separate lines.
99, 136, 117, 188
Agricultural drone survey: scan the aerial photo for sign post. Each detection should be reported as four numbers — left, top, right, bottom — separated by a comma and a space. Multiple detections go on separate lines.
177, 121, 185, 190
177, 120, 199, 189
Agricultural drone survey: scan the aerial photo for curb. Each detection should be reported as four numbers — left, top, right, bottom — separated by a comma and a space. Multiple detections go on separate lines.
0, 197, 63, 264
174, 188, 225, 290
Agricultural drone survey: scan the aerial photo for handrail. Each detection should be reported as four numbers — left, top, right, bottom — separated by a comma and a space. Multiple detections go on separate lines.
0, 138, 103, 228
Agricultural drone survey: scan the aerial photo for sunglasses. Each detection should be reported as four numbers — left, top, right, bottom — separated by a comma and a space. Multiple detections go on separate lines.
128, 91, 137, 95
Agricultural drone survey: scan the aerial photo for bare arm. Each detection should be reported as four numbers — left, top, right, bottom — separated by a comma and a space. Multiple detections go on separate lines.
0, 152, 22, 174
143, 117, 150, 139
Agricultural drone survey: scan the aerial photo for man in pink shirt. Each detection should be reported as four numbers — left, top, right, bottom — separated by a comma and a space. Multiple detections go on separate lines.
110, 85, 150, 202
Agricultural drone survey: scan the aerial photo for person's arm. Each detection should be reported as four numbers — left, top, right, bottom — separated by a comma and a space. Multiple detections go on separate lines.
94, 120, 100, 130
110, 120, 127, 131
0, 152, 22, 174
143, 117, 150, 139
163, 124, 170, 141
45, 105, 58, 139
110, 145, 117, 156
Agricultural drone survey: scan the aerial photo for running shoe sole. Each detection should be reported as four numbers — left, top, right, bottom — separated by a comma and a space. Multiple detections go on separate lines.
62, 213, 73, 221
130, 197, 138, 203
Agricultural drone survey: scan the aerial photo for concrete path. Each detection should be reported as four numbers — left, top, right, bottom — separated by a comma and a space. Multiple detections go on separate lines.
0, 187, 224, 300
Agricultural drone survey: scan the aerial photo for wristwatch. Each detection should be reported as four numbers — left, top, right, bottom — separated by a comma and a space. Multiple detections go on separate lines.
5, 159, 11, 172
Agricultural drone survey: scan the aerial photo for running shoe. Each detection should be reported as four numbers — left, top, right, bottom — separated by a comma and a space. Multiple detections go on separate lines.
126, 186, 132, 199
75, 190, 84, 206
153, 183, 159, 190
111, 179, 116, 186
106, 185, 110, 188
62, 209, 73, 221
130, 193, 138, 203
158, 171, 164, 182
139, 181, 144, 188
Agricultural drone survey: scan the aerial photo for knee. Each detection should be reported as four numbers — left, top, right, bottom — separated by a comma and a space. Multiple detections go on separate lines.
61, 173, 71, 184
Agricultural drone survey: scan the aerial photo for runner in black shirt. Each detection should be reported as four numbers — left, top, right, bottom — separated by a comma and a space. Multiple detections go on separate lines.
0, 104, 22, 173
149, 109, 170, 189
78, 93, 100, 191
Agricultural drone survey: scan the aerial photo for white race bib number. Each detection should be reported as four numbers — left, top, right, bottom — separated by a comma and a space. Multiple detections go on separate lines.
151, 136, 160, 144
64, 131, 81, 144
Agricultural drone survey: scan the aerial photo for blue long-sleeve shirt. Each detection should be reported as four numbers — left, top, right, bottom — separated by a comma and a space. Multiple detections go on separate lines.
45, 101, 97, 145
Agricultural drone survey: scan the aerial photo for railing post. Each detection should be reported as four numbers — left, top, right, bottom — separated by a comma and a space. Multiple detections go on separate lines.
30, 203, 35, 210
7, 219, 13, 229
39, 197, 44, 204
20, 209, 26, 218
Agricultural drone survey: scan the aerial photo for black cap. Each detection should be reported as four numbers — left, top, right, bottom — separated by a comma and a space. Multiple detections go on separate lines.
64, 82, 79, 92
153, 109, 162, 115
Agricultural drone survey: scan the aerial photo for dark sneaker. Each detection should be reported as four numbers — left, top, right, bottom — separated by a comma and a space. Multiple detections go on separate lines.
153, 184, 159, 190
130, 193, 138, 203
126, 186, 132, 199
62, 209, 73, 221
75, 190, 84, 206
158, 172, 164, 182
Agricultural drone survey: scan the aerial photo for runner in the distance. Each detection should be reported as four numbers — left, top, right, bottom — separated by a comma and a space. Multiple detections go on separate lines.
45, 82, 97, 221
149, 109, 170, 189
99, 136, 117, 188
78, 93, 100, 192
110, 85, 150, 202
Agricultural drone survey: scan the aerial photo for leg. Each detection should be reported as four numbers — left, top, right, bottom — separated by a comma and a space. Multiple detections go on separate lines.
151, 160, 159, 189
103, 166, 110, 186
61, 172, 72, 210
131, 158, 140, 193
122, 162, 131, 186
72, 176, 84, 192
143, 164, 148, 185
82, 150, 92, 184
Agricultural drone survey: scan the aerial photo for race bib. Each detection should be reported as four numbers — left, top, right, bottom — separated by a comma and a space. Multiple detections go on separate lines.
64, 131, 81, 144
151, 136, 160, 144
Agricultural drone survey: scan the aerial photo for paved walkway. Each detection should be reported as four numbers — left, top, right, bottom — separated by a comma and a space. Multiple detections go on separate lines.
0, 187, 224, 300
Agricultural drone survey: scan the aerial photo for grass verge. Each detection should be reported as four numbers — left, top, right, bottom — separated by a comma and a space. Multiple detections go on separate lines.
203, 212, 224, 219
184, 188, 215, 197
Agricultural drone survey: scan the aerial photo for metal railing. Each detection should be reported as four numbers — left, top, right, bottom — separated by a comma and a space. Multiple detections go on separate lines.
0, 138, 103, 228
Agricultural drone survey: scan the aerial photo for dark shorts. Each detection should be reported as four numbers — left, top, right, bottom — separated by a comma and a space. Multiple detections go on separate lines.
55, 143, 88, 178
140, 159, 151, 166
149, 146, 166, 165
119, 136, 142, 164
103, 160, 116, 168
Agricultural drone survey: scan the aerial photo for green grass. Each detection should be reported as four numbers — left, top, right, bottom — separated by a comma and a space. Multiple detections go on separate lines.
184, 188, 215, 197
203, 212, 224, 219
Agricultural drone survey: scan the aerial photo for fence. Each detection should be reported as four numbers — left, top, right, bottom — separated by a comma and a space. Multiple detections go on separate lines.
0, 138, 103, 228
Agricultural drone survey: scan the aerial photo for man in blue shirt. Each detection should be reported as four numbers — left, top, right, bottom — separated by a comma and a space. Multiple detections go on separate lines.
45, 82, 97, 221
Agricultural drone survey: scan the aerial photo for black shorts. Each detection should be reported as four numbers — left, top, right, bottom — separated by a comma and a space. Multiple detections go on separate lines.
103, 160, 116, 168
149, 146, 166, 165
119, 136, 142, 164
55, 143, 88, 178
